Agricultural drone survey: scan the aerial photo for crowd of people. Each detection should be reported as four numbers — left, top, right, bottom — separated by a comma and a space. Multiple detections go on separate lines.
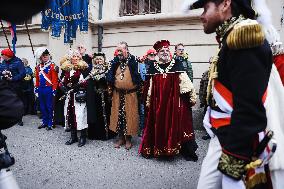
0, 40, 199, 161
1, 0, 284, 188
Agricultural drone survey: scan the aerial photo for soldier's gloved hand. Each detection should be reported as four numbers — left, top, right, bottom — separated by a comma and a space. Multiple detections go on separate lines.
52, 90, 56, 96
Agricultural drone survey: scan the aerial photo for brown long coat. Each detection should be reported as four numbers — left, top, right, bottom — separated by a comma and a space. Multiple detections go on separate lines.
109, 66, 139, 136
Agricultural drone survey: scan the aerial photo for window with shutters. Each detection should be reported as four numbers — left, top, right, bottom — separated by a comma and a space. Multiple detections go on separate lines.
120, 0, 161, 16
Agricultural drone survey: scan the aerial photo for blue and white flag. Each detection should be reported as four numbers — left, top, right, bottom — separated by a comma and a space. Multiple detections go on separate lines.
41, 0, 89, 43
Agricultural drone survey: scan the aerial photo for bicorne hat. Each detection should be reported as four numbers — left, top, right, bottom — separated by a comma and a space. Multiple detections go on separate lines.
183, 0, 255, 19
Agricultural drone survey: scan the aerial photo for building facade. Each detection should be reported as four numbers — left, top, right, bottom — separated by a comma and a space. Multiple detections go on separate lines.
0, 0, 283, 127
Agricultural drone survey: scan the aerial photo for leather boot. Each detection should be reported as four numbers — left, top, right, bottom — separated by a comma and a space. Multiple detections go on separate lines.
78, 129, 87, 147
65, 128, 78, 145
180, 140, 198, 162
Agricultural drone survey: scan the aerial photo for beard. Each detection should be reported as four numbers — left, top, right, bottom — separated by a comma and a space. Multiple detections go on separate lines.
159, 54, 170, 63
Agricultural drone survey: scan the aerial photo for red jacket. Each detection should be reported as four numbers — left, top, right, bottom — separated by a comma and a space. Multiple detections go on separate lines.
273, 54, 284, 86
35, 62, 58, 91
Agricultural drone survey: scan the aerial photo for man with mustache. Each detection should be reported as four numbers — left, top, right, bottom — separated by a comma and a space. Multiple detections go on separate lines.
107, 41, 142, 150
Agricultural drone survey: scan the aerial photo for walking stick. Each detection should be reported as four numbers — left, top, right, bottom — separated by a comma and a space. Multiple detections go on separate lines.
25, 21, 35, 58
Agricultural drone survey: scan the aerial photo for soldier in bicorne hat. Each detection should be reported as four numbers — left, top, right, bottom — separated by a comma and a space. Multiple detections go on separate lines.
35, 48, 58, 130
183, 0, 274, 188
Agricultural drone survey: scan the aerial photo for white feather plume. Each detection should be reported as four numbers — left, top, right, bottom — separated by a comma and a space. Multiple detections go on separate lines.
181, 0, 199, 12
253, 0, 280, 44
35, 47, 49, 64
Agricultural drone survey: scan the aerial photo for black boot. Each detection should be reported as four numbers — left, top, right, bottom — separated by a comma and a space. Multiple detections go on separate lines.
180, 140, 198, 162
65, 128, 78, 145
78, 129, 87, 147
38, 124, 47, 129
18, 120, 24, 126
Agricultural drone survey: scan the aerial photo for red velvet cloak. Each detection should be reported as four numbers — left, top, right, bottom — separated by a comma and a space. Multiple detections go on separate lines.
139, 73, 194, 157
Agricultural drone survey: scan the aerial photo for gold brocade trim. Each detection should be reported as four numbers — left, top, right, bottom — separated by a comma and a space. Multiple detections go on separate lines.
154, 145, 181, 157
141, 132, 193, 157
206, 49, 220, 106
227, 20, 265, 50
245, 173, 267, 189
142, 147, 152, 156
184, 132, 194, 138
140, 146, 180, 157
216, 15, 245, 42
218, 153, 246, 180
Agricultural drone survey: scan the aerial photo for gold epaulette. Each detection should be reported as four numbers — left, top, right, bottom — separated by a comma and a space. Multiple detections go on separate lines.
226, 19, 265, 50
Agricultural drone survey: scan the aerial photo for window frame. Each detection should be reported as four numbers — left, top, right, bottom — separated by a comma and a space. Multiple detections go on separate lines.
120, 0, 161, 17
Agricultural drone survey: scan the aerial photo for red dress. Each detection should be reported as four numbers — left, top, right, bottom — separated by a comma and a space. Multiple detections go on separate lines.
140, 62, 195, 158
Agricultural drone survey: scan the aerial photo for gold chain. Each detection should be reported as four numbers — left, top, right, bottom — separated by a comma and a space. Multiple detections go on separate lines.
154, 59, 175, 74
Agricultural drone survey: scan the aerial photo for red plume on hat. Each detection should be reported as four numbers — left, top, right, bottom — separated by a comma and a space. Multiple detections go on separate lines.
153, 40, 170, 52
1, 48, 14, 58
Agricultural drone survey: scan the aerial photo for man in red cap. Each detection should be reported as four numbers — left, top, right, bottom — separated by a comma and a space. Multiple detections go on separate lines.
139, 40, 198, 161
0, 48, 26, 126
183, 0, 274, 188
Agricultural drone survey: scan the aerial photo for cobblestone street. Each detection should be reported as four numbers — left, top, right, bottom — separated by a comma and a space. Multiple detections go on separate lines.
2, 115, 209, 189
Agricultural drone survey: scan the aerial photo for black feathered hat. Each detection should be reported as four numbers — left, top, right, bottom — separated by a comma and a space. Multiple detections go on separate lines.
183, 0, 255, 19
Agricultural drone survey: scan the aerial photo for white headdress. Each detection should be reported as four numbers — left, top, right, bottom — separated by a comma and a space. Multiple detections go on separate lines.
35, 47, 50, 64
253, 0, 280, 45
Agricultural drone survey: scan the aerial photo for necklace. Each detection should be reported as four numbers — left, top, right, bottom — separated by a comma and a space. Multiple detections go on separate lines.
154, 59, 175, 78
119, 55, 131, 80
216, 15, 245, 42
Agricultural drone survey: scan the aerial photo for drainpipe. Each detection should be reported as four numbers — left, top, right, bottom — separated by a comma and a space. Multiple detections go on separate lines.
98, 0, 103, 52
